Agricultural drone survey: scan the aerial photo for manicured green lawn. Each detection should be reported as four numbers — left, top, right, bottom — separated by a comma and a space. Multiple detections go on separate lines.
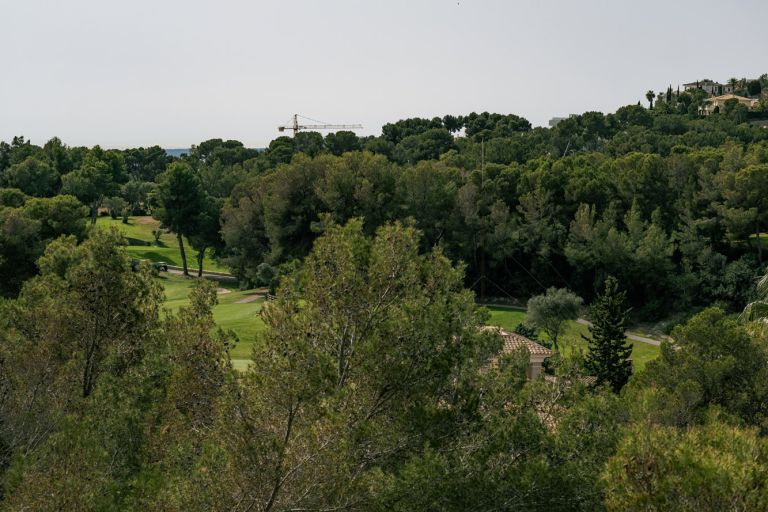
154, 279, 660, 375
485, 305, 660, 371
93, 216, 229, 273
158, 274, 265, 370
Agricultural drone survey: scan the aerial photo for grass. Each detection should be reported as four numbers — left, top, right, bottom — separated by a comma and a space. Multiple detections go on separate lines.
158, 274, 265, 371
486, 305, 660, 371
749, 232, 768, 248
93, 215, 229, 273
154, 279, 661, 375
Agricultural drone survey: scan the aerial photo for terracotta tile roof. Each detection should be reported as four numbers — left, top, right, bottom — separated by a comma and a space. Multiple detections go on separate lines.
501, 332, 552, 356
707, 94, 758, 104
481, 326, 552, 356
545, 374, 597, 386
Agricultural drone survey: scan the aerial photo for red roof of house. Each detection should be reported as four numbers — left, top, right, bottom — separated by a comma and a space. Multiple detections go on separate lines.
501, 332, 552, 356
482, 326, 552, 356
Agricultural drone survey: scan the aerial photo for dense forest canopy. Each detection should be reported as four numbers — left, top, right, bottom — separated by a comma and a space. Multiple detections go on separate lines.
4, 80, 768, 317
3, 81, 768, 509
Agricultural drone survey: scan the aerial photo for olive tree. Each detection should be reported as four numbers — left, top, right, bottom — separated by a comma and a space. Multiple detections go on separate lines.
527, 287, 583, 353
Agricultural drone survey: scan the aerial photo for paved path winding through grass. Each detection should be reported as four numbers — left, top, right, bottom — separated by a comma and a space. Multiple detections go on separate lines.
575, 319, 665, 346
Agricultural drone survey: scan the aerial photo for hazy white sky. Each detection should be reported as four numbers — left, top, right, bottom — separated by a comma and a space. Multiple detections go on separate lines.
2, 0, 767, 148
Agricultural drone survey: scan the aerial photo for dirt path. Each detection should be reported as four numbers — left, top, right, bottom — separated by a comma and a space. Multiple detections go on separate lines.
133, 216, 157, 225
575, 319, 665, 346
166, 268, 237, 283
480, 303, 666, 347
235, 294, 263, 304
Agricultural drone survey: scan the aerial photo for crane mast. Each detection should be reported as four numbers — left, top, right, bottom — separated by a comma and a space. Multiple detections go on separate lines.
278, 114, 363, 136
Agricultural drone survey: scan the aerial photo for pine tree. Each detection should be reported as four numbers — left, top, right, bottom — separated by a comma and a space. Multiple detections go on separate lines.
584, 276, 632, 392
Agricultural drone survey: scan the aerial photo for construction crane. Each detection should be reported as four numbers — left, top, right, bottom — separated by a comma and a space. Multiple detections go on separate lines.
278, 114, 362, 136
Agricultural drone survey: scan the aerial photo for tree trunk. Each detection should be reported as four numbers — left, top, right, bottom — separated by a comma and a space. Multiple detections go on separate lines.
757, 222, 763, 264
178, 233, 189, 276
197, 246, 206, 278
91, 195, 103, 225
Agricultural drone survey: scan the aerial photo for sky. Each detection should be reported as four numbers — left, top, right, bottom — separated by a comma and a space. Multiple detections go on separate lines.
2, 0, 767, 149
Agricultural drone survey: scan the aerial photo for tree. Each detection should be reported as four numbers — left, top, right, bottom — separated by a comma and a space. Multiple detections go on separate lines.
324, 130, 361, 156
122, 145, 170, 181
60, 156, 118, 224
584, 276, 632, 391
0, 229, 165, 508
381, 117, 443, 144
645, 90, 655, 110
0, 195, 89, 296
0, 206, 42, 296
747, 80, 762, 96
721, 164, 768, 263
293, 131, 325, 157
187, 195, 224, 277
603, 419, 768, 511
527, 287, 583, 353
265, 135, 295, 165
392, 128, 455, 164
197, 219, 496, 510
42, 137, 73, 175
120, 179, 155, 215
21, 195, 89, 241
0, 187, 27, 208
103, 196, 128, 220
627, 308, 768, 427
1, 157, 59, 197
462, 112, 531, 140
154, 162, 205, 275
741, 267, 768, 323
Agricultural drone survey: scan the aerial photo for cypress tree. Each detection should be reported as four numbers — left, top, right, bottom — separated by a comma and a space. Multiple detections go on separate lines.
584, 276, 633, 392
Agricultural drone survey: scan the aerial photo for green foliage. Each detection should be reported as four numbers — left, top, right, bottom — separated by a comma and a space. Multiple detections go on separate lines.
0, 188, 27, 208
5, 100, 768, 508
628, 308, 768, 427
324, 130, 361, 155
1, 157, 59, 197
742, 266, 768, 323
154, 162, 205, 274
603, 419, 768, 511
123, 145, 171, 181
513, 321, 539, 340
120, 179, 155, 214
0, 229, 164, 506
584, 276, 633, 392
187, 195, 224, 276
191, 218, 496, 510
392, 128, 455, 164
22, 195, 89, 241
0, 195, 88, 295
527, 287, 583, 352
60, 154, 120, 223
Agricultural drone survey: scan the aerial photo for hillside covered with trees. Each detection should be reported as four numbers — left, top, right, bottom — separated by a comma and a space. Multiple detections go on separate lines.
4, 77, 768, 319
3, 82, 768, 509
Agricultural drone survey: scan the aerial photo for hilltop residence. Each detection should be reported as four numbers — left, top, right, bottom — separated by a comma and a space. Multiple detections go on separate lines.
683, 79, 723, 95
701, 94, 759, 115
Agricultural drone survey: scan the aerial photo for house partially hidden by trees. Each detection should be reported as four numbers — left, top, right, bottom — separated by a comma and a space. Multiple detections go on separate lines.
489, 327, 552, 379
683, 79, 724, 95
683, 77, 764, 98
701, 94, 760, 115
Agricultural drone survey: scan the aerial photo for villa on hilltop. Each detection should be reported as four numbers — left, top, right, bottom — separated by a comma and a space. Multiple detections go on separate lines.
701, 94, 760, 115
683, 79, 724, 95
683, 77, 759, 96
